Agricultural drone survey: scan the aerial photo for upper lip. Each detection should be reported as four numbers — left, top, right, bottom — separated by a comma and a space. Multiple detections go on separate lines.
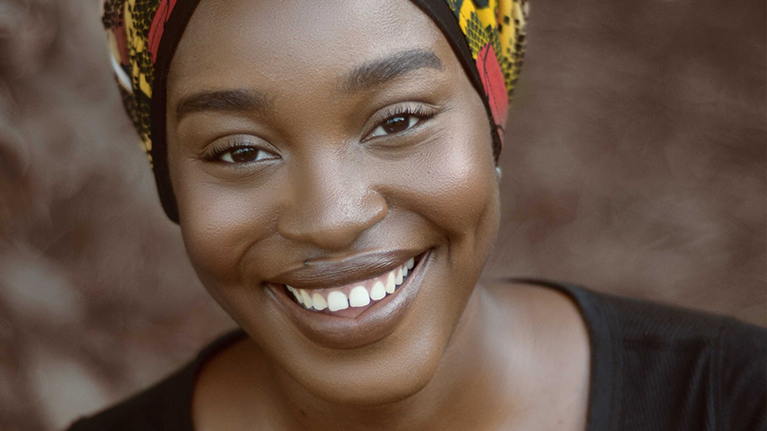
270, 249, 423, 289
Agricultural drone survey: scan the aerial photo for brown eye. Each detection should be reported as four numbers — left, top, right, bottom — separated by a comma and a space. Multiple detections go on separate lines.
383, 116, 409, 134
220, 147, 274, 164
231, 148, 257, 163
370, 114, 420, 138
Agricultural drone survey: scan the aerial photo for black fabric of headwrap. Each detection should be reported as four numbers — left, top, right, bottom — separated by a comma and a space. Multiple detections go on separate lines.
150, 0, 501, 223
150, 0, 202, 223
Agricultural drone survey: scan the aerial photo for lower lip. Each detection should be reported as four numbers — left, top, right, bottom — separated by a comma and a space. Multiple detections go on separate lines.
266, 250, 432, 350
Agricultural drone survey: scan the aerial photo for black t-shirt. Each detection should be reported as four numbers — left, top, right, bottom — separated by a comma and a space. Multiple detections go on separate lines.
67, 281, 767, 430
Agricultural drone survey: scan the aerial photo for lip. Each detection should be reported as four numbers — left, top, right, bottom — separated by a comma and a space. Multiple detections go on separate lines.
266, 249, 432, 349
271, 249, 423, 289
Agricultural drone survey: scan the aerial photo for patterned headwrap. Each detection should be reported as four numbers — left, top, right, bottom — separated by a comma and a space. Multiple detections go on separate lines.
102, 0, 528, 222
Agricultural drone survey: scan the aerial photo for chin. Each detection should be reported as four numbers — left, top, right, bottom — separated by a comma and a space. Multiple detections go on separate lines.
298, 354, 440, 407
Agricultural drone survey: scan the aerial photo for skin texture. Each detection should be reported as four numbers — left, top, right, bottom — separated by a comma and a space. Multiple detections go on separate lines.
165, 0, 591, 429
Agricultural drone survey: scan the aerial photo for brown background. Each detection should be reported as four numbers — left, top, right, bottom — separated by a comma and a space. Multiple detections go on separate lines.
0, 0, 764, 430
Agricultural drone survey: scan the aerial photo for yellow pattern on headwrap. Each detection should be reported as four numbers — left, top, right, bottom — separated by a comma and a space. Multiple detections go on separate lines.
447, 0, 528, 99
104, 0, 159, 159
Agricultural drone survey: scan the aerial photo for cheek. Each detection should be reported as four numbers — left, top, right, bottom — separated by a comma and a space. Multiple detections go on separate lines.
384, 122, 499, 250
170, 150, 277, 284
429, 141, 497, 238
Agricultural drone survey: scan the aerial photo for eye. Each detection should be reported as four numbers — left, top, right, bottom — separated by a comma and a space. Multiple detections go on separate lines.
370, 115, 420, 138
204, 142, 279, 165
219, 146, 275, 164
203, 134, 281, 167
366, 105, 433, 140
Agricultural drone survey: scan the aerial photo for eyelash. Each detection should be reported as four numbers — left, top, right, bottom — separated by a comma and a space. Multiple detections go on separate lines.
205, 141, 275, 165
366, 104, 434, 140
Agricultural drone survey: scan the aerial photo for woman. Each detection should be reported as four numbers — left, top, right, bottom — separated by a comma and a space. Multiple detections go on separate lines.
69, 0, 764, 429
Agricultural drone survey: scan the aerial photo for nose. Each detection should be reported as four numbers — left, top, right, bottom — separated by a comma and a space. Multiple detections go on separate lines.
277, 157, 388, 251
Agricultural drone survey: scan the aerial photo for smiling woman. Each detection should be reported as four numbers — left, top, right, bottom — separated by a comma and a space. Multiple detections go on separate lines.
166, 0, 507, 412
60, 0, 767, 430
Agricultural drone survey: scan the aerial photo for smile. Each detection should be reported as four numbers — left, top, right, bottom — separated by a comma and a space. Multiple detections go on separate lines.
266, 250, 432, 349
285, 256, 416, 315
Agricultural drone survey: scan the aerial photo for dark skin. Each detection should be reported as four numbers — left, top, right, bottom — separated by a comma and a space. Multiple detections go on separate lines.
165, 0, 591, 429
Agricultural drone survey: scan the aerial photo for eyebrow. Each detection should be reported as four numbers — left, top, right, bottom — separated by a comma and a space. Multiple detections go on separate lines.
175, 49, 443, 120
341, 49, 444, 93
175, 89, 274, 122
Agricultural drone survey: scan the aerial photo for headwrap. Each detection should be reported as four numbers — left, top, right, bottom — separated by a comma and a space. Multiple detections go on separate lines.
102, 0, 528, 223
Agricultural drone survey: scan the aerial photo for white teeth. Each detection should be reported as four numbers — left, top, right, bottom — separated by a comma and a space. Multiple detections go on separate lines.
385, 271, 396, 294
287, 256, 419, 312
312, 292, 327, 311
287, 285, 298, 300
349, 286, 371, 307
299, 289, 313, 308
370, 281, 386, 300
288, 286, 304, 304
327, 291, 349, 311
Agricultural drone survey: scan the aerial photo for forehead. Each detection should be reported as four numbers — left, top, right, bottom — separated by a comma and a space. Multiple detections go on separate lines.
169, 0, 448, 95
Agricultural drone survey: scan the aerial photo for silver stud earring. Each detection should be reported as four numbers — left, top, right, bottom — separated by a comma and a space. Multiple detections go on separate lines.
495, 167, 503, 180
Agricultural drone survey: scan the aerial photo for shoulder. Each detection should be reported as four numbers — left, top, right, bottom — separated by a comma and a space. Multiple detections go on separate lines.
580, 284, 766, 367
565, 281, 766, 431
66, 364, 195, 431
66, 329, 247, 431
489, 279, 766, 431
598, 288, 766, 431
497, 278, 766, 352
717, 316, 767, 431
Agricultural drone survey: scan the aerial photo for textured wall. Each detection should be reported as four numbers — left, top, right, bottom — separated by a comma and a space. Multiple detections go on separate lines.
0, 0, 763, 430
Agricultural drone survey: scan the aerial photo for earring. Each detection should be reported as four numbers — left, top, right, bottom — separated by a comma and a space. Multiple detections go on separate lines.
495, 167, 503, 180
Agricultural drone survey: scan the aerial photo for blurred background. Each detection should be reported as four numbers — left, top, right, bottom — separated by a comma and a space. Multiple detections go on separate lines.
0, 0, 764, 429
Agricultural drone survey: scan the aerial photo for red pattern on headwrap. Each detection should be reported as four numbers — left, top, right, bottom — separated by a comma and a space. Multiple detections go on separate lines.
148, 0, 178, 63
476, 44, 508, 133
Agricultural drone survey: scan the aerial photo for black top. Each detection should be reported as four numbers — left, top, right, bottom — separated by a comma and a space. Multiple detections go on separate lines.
67, 281, 767, 431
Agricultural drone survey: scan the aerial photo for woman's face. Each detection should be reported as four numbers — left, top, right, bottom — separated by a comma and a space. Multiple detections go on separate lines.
166, 0, 500, 405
